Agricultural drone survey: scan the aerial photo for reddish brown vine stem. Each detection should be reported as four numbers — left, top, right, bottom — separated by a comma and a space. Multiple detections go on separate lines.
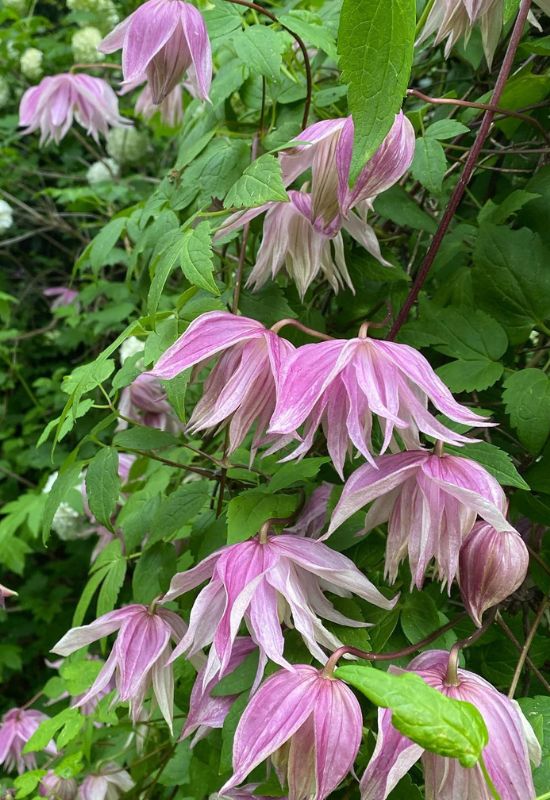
224, 0, 313, 129
388, 0, 533, 340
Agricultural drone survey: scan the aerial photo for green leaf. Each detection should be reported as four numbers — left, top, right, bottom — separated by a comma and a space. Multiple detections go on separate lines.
85, 448, 121, 529
335, 666, 488, 767
231, 26, 286, 82
96, 555, 127, 617
220, 693, 249, 773
24, 708, 82, 753
224, 154, 289, 209
444, 441, 529, 490
503, 369, 550, 455
411, 136, 447, 194
42, 463, 83, 543
113, 426, 179, 451
72, 565, 110, 627
132, 542, 176, 604
478, 190, 540, 226
473, 225, 550, 344
279, 10, 338, 60
268, 458, 329, 492
211, 649, 259, 697
425, 119, 470, 140
151, 484, 210, 541
517, 696, 550, 795
148, 229, 184, 315
227, 490, 300, 544
89, 217, 127, 273
338, 0, 416, 178
373, 185, 437, 233
387, 775, 424, 799
60, 659, 103, 696
401, 591, 443, 644
13, 770, 46, 798
179, 222, 219, 295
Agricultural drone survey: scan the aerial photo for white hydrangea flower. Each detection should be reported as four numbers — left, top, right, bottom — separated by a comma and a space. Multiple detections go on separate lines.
119, 336, 145, 364
106, 128, 148, 164
72, 26, 104, 63
86, 158, 119, 186
20, 47, 43, 80
0, 200, 13, 233
0, 77, 10, 109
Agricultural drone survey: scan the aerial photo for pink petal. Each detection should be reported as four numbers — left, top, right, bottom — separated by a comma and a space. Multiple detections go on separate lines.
52, 606, 142, 656
360, 708, 424, 800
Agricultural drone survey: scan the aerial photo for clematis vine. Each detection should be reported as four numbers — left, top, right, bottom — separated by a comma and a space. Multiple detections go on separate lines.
459, 521, 529, 626
219, 665, 363, 800
360, 650, 541, 800
269, 328, 491, 477
149, 311, 294, 454
162, 533, 396, 687
52, 603, 188, 731
328, 449, 514, 588
0, 708, 56, 774
19, 73, 129, 144
99, 0, 212, 103
217, 112, 415, 296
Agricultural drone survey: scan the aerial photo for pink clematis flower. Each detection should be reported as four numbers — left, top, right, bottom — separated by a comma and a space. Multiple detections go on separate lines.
43, 286, 79, 310
118, 372, 183, 434
268, 330, 491, 477
0, 708, 56, 774
19, 73, 129, 145
328, 450, 514, 588
0, 582, 17, 608
219, 665, 363, 800
39, 771, 78, 800
459, 522, 529, 626
134, 82, 183, 126
360, 650, 541, 800
149, 311, 294, 454
162, 533, 396, 687
182, 637, 256, 746
285, 483, 333, 539
217, 113, 415, 297
99, 0, 212, 104
52, 604, 188, 731
77, 764, 134, 800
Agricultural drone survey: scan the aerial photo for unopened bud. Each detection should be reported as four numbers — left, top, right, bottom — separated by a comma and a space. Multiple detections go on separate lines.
459, 521, 529, 627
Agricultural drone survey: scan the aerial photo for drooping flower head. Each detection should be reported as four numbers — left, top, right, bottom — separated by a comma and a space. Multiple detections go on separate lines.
285, 483, 333, 539
269, 331, 492, 478
52, 604, 187, 731
459, 522, 529, 626
118, 372, 183, 434
19, 73, 129, 145
219, 665, 363, 800
77, 764, 134, 800
183, 637, 256, 746
134, 82, 183, 126
149, 311, 294, 454
39, 771, 78, 800
360, 650, 541, 800
99, 0, 212, 103
217, 113, 415, 297
0, 708, 56, 774
43, 286, 79, 311
0, 582, 17, 609
328, 450, 514, 588
162, 533, 396, 688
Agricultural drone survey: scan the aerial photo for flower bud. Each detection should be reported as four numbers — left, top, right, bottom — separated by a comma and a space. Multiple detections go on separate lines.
459, 521, 529, 626
86, 158, 119, 186
106, 127, 148, 164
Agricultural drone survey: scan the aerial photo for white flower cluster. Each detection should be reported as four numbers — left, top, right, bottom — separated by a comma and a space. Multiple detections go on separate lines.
86, 158, 120, 186
106, 128, 148, 164
0, 200, 13, 234
20, 47, 43, 80
72, 26, 104, 63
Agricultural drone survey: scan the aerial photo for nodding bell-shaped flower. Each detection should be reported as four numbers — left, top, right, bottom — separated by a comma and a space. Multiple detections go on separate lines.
0, 708, 57, 774
268, 329, 491, 479
182, 637, 257, 746
459, 522, 529, 626
219, 665, 363, 800
77, 764, 134, 800
19, 73, 130, 145
118, 372, 183, 434
360, 650, 541, 800
99, 0, 212, 103
43, 286, 79, 311
162, 533, 396, 687
39, 771, 78, 800
0, 582, 17, 609
328, 449, 514, 589
149, 311, 294, 455
52, 604, 188, 732
285, 483, 333, 540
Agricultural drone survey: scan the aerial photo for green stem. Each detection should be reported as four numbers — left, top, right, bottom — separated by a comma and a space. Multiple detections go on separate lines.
536, 793, 550, 800
480, 755, 501, 800
415, 0, 436, 38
